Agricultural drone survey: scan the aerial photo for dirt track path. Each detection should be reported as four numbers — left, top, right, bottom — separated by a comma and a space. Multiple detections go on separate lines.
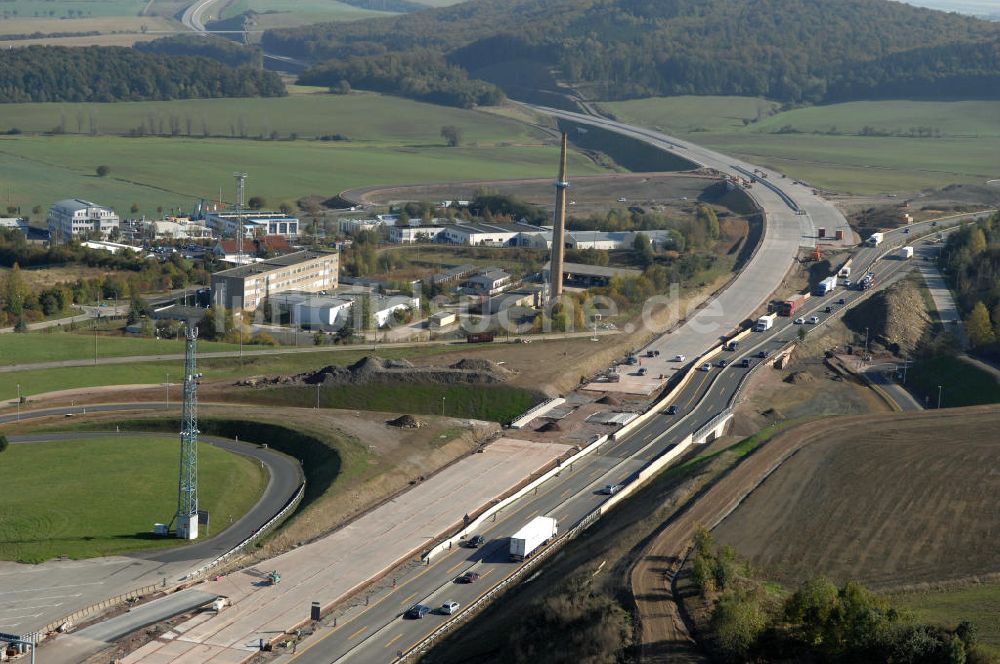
630, 407, 997, 662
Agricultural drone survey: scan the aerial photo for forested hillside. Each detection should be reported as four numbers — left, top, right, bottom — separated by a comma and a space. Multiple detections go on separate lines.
0, 47, 285, 104
135, 35, 263, 70
263, 0, 1000, 105
940, 212, 1000, 355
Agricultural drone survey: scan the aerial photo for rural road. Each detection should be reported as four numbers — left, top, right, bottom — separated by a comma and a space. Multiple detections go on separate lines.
0, 414, 303, 639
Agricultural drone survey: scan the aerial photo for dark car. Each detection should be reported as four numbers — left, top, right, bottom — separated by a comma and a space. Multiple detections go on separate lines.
756, 350, 768, 359
824, 306, 832, 313
666, 405, 679, 415
717, 359, 728, 368
405, 604, 431, 619
837, 298, 846, 305
740, 358, 751, 368
456, 571, 481, 584
465, 535, 485, 548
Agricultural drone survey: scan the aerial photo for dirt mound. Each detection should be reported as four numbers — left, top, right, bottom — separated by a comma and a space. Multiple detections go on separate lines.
783, 371, 814, 385
451, 358, 512, 374
597, 395, 622, 406
843, 278, 931, 355
536, 421, 562, 432
387, 414, 423, 429
240, 355, 512, 389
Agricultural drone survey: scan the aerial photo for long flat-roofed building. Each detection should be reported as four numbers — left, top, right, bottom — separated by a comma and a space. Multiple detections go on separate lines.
210, 250, 338, 311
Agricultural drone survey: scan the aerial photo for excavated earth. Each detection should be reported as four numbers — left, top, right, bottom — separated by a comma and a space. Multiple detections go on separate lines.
235, 356, 514, 388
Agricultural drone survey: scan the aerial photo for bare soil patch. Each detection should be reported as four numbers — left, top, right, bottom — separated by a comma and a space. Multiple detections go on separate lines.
713, 407, 1000, 590
234, 355, 512, 388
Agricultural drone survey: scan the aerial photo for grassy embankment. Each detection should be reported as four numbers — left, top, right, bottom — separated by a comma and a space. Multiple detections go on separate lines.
905, 354, 1000, 407
894, 585, 1000, 653
0, 343, 463, 398
0, 435, 265, 563
0, 330, 244, 366
0, 92, 605, 217
601, 97, 1000, 194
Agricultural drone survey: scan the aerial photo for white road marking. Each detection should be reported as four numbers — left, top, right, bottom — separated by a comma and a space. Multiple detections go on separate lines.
0, 602, 64, 612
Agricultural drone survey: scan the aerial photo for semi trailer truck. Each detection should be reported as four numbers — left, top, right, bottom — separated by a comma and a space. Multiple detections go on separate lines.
509, 516, 558, 562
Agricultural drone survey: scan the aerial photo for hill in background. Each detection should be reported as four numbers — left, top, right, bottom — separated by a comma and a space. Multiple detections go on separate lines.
263, 0, 1000, 106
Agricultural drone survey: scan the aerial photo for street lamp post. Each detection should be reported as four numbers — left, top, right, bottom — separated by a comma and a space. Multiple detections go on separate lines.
937, 384, 942, 409
441, 396, 446, 416
16, 383, 20, 421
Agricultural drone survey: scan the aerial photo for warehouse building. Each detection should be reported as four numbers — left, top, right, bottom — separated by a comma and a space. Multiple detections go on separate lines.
205, 211, 299, 238
210, 250, 338, 311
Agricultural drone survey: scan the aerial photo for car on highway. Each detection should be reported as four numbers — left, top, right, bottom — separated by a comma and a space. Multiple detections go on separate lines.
824, 306, 832, 313
837, 297, 846, 305
464, 535, 485, 548
441, 601, 460, 615
808, 316, 820, 324
600, 484, 623, 495
673, 354, 686, 362
637, 367, 648, 376
617, 197, 627, 202
756, 350, 768, 358
405, 604, 431, 619
794, 317, 805, 324
666, 405, 679, 415
700, 362, 712, 371
717, 359, 728, 368
740, 358, 751, 368
456, 571, 480, 584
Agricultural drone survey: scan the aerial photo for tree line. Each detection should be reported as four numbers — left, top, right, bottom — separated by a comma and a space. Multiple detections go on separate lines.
940, 212, 1000, 356
0, 46, 285, 104
263, 0, 1000, 106
135, 35, 264, 70
297, 50, 503, 109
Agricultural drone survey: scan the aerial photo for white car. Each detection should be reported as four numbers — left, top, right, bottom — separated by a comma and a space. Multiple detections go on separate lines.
700, 362, 712, 372
794, 317, 805, 324
808, 316, 820, 324
617, 197, 627, 202
673, 354, 686, 362
441, 601, 460, 615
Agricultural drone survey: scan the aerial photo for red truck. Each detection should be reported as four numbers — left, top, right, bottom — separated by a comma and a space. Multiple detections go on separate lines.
778, 294, 810, 317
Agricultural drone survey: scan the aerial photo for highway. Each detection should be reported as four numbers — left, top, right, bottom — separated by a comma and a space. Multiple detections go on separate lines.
282, 231, 944, 664
0, 407, 303, 638
521, 104, 851, 382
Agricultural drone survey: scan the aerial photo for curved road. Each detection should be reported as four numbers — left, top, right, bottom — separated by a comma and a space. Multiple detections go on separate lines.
0, 403, 303, 637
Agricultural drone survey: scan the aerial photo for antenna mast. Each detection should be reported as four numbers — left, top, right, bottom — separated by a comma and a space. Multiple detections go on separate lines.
176, 323, 201, 539
234, 172, 247, 264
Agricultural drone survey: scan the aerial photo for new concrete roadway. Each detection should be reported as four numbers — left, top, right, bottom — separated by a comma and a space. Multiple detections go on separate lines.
0, 419, 303, 640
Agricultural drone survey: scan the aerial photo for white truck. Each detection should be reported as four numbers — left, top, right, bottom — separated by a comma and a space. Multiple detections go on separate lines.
868, 232, 884, 246
838, 265, 852, 279
755, 313, 777, 331
509, 516, 558, 561
900, 245, 914, 259
814, 275, 838, 296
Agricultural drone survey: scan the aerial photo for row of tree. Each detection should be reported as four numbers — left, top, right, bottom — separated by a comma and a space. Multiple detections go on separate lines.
297, 50, 503, 109
939, 213, 1000, 354
263, 0, 1000, 105
0, 46, 285, 104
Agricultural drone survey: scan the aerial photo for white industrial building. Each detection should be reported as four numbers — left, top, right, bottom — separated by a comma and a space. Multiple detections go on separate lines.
270, 291, 354, 327
388, 226, 446, 244
147, 219, 214, 241
205, 211, 299, 238
440, 222, 526, 246
48, 199, 120, 241
463, 269, 513, 296
339, 218, 383, 235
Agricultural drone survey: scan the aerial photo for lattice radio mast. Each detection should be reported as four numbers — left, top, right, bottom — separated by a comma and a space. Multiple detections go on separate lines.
234, 172, 247, 264
176, 323, 201, 539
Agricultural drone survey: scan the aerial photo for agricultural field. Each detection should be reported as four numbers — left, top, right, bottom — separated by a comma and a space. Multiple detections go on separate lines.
712, 407, 1000, 590
0, 434, 266, 562
0, 93, 601, 218
601, 97, 1000, 194
215, 0, 396, 29
0, 0, 181, 47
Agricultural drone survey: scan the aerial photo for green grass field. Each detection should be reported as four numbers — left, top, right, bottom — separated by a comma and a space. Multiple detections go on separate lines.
0, 0, 147, 19
0, 435, 266, 562
218, 0, 393, 27
906, 354, 1000, 408
893, 584, 1000, 651
601, 97, 1000, 194
249, 383, 541, 423
0, 93, 601, 217
0, 331, 244, 366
